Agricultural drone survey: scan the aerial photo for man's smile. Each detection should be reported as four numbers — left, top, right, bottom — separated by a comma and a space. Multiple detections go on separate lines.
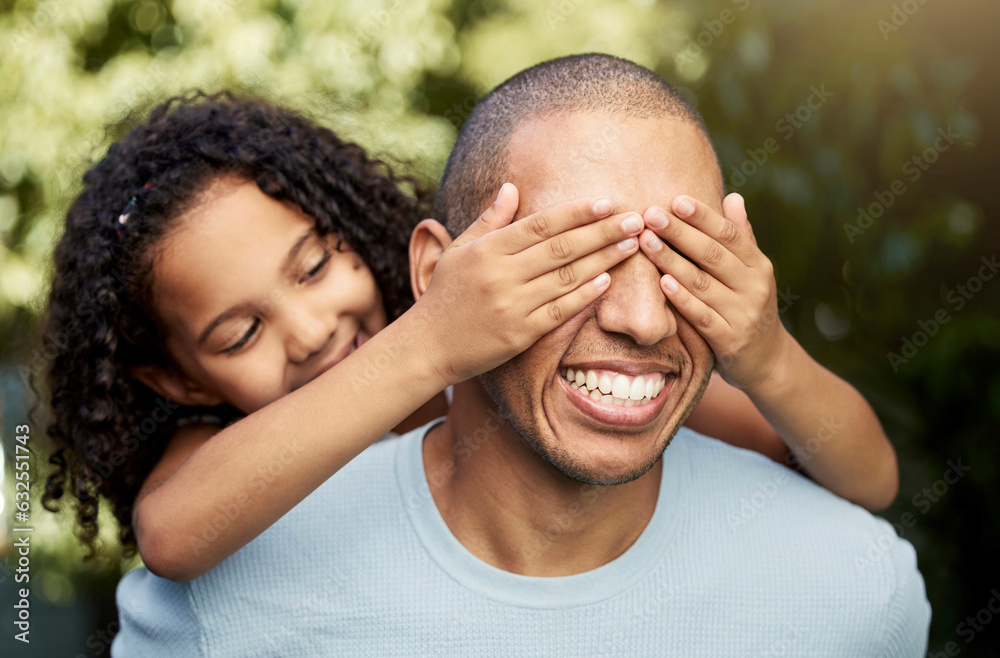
554, 362, 678, 427
560, 366, 670, 405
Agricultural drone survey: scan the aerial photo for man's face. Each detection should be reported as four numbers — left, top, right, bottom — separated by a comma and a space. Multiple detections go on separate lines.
478, 111, 722, 485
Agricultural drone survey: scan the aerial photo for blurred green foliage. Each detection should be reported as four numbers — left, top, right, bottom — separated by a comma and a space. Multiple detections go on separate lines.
1, 0, 997, 653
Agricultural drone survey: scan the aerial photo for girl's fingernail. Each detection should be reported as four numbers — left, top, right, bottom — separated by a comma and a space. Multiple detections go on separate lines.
495, 183, 508, 203
593, 272, 611, 288
593, 198, 612, 215
675, 197, 694, 217
648, 212, 668, 229
645, 235, 663, 251
617, 237, 637, 251
621, 214, 641, 234
662, 274, 679, 293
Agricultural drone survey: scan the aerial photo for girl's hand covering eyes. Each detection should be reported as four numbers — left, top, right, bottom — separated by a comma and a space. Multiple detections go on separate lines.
637, 193, 789, 394
415, 183, 644, 385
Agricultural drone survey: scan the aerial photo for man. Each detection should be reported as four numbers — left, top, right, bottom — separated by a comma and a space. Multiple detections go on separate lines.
114, 54, 930, 656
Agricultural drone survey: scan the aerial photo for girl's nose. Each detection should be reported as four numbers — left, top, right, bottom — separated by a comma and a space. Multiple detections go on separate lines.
283, 301, 335, 363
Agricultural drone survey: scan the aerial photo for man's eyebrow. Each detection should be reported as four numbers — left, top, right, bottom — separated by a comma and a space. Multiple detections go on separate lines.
196, 228, 314, 347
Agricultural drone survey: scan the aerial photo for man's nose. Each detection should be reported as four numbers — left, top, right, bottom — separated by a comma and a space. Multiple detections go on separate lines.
282, 299, 334, 362
596, 252, 677, 346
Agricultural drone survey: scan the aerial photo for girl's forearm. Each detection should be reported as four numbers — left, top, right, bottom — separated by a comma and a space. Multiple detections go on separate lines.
134, 309, 450, 581
684, 372, 790, 463
744, 334, 899, 511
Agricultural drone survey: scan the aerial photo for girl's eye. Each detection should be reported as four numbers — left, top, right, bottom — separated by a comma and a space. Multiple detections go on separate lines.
224, 318, 261, 355
301, 249, 331, 283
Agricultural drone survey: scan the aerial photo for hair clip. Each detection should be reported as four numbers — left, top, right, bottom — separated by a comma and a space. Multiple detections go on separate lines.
115, 182, 152, 237
116, 196, 137, 229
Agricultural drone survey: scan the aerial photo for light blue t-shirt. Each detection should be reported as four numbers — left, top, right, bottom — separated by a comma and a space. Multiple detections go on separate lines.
113, 424, 930, 657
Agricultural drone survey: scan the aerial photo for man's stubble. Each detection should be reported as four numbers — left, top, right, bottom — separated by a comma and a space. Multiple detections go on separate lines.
478, 345, 716, 487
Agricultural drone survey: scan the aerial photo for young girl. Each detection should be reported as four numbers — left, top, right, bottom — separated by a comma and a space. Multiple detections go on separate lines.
42, 93, 897, 583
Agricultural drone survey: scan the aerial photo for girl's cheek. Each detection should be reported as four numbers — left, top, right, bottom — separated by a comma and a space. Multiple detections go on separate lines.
213, 365, 280, 414
247, 378, 286, 413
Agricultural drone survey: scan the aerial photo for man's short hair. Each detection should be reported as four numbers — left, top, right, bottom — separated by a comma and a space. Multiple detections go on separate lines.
435, 53, 714, 235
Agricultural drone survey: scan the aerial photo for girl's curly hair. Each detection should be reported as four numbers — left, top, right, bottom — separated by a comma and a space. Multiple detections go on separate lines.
41, 91, 432, 557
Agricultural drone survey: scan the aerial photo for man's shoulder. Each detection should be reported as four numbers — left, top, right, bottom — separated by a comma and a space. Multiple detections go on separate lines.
303, 431, 403, 499
673, 428, 895, 540
661, 430, 929, 653
114, 431, 424, 655
259, 431, 413, 546
670, 429, 926, 601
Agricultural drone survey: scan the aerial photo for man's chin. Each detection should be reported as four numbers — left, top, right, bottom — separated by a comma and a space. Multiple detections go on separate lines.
530, 436, 668, 486
479, 363, 705, 487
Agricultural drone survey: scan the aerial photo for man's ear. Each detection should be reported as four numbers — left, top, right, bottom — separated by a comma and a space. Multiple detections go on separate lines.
130, 364, 224, 407
408, 219, 453, 301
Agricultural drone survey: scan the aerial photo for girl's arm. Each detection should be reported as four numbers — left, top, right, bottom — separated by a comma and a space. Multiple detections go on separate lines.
683, 372, 789, 463
133, 186, 645, 581
641, 193, 898, 512
743, 337, 898, 510
133, 314, 451, 581
685, 367, 898, 511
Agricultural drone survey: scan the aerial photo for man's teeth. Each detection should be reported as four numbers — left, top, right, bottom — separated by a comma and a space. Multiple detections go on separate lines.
561, 368, 668, 407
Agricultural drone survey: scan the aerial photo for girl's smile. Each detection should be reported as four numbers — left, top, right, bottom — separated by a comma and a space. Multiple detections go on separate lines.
146, 178, 387, 414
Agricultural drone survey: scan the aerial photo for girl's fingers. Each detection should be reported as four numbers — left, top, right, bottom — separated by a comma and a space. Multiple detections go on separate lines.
494, 195, 616, 255
515, 211, 644, 281
522, 239, 639, 310
722, 192, 757, 247
527, 272, 612, 332
659, 273, 731, 339
638, 229, 730, 309
662, 196, 761, 269
450, 183, 520, 248
646, 206, 747, 289
643, 206, 746, 289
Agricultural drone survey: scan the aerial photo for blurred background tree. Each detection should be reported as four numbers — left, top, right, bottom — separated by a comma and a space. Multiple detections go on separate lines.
0, 0, 997, 654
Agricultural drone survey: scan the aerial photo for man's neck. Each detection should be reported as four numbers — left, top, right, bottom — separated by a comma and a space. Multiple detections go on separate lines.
423, 381, 663, 577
